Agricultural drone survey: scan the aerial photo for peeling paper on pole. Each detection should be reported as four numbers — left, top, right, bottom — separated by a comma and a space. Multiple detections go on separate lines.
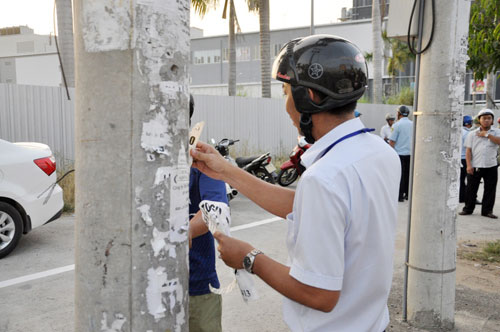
81, 0, 132, 52
100, 312, 126, 332
199, 200, 259, 301
145, 266, 185, 324
141, 112, 173, 155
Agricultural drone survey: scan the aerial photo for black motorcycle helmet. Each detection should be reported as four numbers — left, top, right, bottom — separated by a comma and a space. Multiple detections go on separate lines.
397, 105, 410, 117
272, 34, 368, 143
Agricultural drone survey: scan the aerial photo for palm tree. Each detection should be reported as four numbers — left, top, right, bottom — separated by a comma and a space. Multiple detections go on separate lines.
371, 0, 383, 103
382, 30, 415, 96
247, 0, 271, 98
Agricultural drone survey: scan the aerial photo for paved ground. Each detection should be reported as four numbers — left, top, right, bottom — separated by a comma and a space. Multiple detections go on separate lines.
1, 185, 500, 332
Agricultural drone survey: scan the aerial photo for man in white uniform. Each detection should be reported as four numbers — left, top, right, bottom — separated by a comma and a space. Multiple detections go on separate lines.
191, 35, 400, 331
380, 113, 396, 143
459, 109, 500, 218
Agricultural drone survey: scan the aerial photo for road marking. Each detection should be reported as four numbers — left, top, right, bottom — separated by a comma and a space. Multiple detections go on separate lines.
0, 264, 75, 289
0, 216, 283, 289
230, 216, 283, 232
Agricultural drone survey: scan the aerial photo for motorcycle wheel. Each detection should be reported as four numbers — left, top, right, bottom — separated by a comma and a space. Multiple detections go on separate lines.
277, 168, 299, 187
254, 168, 276, 184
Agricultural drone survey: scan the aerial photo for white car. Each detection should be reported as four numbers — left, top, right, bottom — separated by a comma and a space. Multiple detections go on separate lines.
0, 139, 64, 258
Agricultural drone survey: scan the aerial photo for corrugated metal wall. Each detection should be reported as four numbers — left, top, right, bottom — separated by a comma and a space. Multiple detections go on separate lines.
0, 83, 75, 167
6, 83, 477, 165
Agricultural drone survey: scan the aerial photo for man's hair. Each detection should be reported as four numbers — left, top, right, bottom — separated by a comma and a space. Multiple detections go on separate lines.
311, 88, 357, 116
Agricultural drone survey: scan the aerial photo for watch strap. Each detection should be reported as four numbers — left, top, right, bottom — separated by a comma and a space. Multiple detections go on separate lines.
244, 249, 263, 274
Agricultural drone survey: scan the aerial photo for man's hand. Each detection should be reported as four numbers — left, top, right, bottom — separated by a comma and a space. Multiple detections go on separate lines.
213, 232, 254, 269
190, 141, 231, 181
477, 130, 489, 138
467, 166, 474, 175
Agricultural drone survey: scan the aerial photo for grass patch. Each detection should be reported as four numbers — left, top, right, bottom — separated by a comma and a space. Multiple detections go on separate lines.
385, 86, 414, 106
458, 240, 500, 263
57, 164, 75, 213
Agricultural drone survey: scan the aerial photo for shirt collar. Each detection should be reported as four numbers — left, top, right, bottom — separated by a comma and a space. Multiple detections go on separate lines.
301, 117, 365, 168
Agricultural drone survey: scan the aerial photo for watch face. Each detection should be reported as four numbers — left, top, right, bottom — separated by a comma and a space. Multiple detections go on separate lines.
243, 256, 252, 270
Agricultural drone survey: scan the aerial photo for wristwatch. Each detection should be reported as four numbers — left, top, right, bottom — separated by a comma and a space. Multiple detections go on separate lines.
243, 249, 263, 274
486, 133, 490, 139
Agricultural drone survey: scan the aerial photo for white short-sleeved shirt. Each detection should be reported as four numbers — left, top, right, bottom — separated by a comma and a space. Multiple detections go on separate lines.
380, 124, 392, 140
465, 127, 500, 168
284, 118, 400, 332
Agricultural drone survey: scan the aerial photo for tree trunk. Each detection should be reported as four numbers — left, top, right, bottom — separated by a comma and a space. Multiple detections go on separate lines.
74, 0, 190, 330
259, 0, 271, 98
228, 0, 236, 96
486, 71, 495, 109
56, 0, 75, 87
372, 0, 383, 104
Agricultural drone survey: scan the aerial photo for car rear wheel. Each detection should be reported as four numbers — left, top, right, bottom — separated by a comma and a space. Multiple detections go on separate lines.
0, 202, 23, 259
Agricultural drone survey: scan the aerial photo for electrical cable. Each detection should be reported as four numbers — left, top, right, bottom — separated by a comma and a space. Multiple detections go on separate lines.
407, 0, 435, 55
53, 0, 71, 101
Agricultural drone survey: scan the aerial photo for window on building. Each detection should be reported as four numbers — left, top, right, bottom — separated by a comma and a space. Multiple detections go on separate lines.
253, 45, 260, 60
4, 61, 11, 66
193, 50, 221, 65
273, 44, 283, 57
236, 47, 250, 61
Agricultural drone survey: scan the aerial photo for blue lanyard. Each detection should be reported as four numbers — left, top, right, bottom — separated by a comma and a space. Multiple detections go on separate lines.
319, 128, 375, 159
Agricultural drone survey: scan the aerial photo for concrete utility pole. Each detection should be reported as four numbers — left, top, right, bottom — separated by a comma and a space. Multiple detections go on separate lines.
407, 0, 471, 329
74, 1, 190, 331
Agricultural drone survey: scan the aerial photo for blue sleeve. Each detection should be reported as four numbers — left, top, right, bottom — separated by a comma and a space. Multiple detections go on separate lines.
389, 123, 399, 142
199, 173, 228, 204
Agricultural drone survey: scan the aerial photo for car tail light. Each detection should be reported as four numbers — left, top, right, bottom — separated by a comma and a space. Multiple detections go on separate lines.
34, 156, 56, 176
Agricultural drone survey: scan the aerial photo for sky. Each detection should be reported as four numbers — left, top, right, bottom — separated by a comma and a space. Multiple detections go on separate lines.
0, 0, 352, 36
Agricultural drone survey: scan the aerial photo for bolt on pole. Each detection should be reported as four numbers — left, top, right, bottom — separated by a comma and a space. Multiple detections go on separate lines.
406, 0, 471, 329
74, 1, 191, 331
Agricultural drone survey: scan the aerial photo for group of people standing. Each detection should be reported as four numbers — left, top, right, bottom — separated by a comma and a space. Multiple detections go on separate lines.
380, 105, 413, 202
380, 106, 500, 218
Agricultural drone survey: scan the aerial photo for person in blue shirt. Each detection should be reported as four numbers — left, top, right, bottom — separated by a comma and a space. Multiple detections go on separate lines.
389, 105, 413, 202
188, 95, 228, 332
460, 115, 473, 203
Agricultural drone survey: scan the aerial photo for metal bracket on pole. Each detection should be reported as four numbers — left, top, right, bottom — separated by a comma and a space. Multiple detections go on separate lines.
406, 262, 456, 274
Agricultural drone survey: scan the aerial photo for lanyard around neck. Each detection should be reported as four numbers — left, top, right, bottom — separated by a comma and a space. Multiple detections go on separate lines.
319, 128, 375, 159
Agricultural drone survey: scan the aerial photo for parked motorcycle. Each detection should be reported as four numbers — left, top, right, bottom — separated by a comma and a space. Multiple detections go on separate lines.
213, 138, 278, 185
212, 138, 239, 201
277, 136, 312, 187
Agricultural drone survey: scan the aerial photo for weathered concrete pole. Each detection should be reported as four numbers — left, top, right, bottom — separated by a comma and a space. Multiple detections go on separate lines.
74, 1, 190, 331
407, 0, 471, 329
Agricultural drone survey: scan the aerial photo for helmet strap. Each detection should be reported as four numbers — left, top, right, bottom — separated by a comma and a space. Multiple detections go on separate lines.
300, 113, 315, 144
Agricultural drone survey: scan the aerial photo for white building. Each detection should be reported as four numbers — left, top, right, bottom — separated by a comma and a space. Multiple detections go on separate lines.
0, 26, 62, 86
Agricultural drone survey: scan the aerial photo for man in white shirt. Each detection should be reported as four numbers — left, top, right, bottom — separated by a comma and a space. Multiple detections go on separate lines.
459, 115, 473, 203
459, 109, 500, 218
380, 113, 395, 143
191, 35, 400, 331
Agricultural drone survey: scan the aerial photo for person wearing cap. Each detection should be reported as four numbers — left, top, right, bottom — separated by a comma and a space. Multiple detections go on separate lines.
459, 115, 473, 203
459, 109, 500, 219
380, 113, 396, 143
191, 35, 400, 331
389, 105, 413, 202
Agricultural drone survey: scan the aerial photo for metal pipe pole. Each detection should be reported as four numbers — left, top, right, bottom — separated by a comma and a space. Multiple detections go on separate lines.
310, 0, 315, 35
402, 0, 425, 322
406, 0, 471, 329
74, 1, 190, 331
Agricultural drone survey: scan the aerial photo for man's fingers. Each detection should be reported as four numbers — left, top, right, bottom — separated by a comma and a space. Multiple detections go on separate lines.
213, 231, 224, 242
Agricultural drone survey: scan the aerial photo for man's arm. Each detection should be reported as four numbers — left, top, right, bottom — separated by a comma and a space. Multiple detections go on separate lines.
213, 232, 340, 312
191, 142, 295, 218
389, 140, 396, 148
465, 147, 473, 175
189, 210, 208, 248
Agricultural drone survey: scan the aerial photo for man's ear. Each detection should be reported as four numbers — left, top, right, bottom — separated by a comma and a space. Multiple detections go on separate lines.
307, 88, 321, 103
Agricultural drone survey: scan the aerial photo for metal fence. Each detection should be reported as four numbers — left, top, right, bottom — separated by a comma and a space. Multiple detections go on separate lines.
2, 83, 430, 165
0, 83, 75, 167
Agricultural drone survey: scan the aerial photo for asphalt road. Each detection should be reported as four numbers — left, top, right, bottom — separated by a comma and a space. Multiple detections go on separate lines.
1, 183, 500, 332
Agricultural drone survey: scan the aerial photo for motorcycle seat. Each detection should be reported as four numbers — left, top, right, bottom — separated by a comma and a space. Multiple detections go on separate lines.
235, 156, 259, 167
